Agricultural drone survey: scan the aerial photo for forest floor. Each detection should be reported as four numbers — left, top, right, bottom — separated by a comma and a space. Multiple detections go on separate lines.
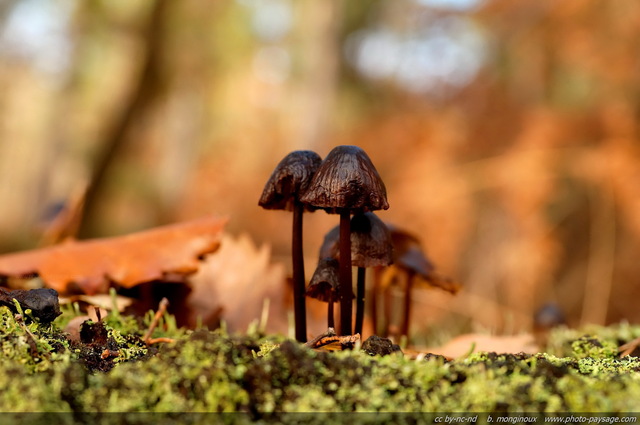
3, 298, 640, 421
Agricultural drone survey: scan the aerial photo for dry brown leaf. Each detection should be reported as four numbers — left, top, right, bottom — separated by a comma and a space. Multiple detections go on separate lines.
0, 216, 227, 295
187, 233, 287, 333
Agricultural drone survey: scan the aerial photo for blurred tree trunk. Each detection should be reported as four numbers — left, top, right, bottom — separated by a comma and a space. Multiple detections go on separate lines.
77, 0, 171, 239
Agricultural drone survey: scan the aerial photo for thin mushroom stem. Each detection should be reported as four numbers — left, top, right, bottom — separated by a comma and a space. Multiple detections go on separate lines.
371, 269, 378, 335
328, 300, 335, 329
339, 210, 353, 335
382, 272, 394, 338
292, 200, 307, 342
354, 266, 366, 337
401, 270, 416, 341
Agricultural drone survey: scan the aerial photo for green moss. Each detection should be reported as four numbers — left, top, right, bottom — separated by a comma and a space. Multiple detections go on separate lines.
570, 335, 618, 359
0, 306, 71, 373
2, 304, 640, 413
253, 340, 280, 358
545, 323, 640, 357
73, 330, 255, 412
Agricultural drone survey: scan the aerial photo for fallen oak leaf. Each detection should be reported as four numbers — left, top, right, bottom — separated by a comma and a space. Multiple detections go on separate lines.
0, 216, 227, 295
186, 233, 287, 332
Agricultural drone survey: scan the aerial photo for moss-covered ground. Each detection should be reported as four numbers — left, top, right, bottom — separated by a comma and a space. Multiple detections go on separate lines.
3, 302, 640, 417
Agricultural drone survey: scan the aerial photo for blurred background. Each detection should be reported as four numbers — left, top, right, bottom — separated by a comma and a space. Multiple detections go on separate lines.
1, 0, 640, 344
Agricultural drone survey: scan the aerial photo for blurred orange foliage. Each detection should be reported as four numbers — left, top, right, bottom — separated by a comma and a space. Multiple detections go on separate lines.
1, 0, 640, 344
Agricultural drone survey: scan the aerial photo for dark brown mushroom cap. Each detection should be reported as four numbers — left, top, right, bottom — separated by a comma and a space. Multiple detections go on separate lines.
259, 150, 322, 211
388, 224, 460, 294
299, 145, 389, 213
533, 303, 566, 330
350, 213, 393, 267
388, 225, 434, 278
306, 257, 345, 302
319, 212, 394, 268
318, 225, 339, 259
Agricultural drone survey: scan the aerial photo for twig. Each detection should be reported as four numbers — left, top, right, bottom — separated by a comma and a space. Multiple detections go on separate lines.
146, 337, 175, 345
143, 297, 174, 345
619, 337, 640, 357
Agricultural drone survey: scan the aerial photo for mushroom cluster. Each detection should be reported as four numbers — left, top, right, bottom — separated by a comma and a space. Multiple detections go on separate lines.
306, 257, 344, 329
260, 145, 388, 339
318, 212, 393, 336
375, 225, 460, 343
300, 146, 389, 336
260, 145, 457, 344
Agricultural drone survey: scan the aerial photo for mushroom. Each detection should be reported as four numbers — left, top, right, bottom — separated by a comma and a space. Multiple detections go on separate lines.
319, 212, 393, 337
533, 303, 566, 347
259, 150, 322, 342
385, 225, 459, 341
301, 145, 388, 335
305, 257, 347, 329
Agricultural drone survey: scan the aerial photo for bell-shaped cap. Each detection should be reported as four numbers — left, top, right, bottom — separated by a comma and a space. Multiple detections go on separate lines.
259, 150, 322, 211
533, 303, 566, 330
350, 213, 393, 267
306, 257, 342, 303
300, 145, 388, 213
319, 212, 393, 268
388, 225, 435, 278
388, 224, 460, 294
319, 225, 339, 260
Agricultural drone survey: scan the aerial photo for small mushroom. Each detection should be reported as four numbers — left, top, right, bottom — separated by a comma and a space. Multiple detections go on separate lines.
385, 225, 459, 341
533, 303, 566, 331
306, 257, 350, 329
319, 212, 393, 337
533, 303, 566, 347
259, 150, 322, 342
301, 145, 388, 335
